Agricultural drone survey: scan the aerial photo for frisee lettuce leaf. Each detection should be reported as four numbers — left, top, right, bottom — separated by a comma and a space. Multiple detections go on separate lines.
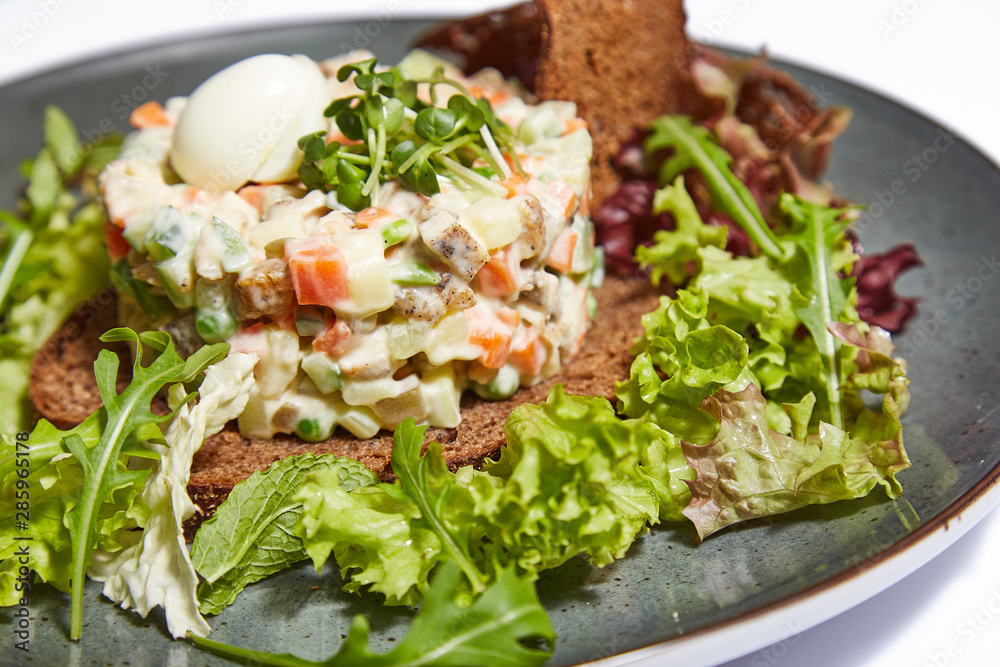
193, 454, 379, 615
635, 175, 726, 286
189, 561, 555, 667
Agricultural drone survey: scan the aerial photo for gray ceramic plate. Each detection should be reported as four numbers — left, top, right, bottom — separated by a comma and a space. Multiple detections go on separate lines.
3, 18, 1000, 667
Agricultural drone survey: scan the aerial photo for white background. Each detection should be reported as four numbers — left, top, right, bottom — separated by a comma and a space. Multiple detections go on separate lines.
2, 2, 999, 666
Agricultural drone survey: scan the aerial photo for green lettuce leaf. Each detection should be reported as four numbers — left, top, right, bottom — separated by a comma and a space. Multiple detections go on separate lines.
0, 415, 148, 606
645, 115, 784, 259
0, 107, 122, 434
616, 288, 751, 444
486, 385, 660, 569
194, 454, 380, 615
296, 464, 441, 606
190, 561, 555, 667
635, 176, 726, 286
682, 382, 906, 540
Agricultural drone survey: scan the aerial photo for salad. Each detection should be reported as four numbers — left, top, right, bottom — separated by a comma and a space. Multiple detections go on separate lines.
0, 30, 916, 667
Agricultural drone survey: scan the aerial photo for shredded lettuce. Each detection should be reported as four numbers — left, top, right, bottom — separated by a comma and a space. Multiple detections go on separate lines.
89, 352, 255, 638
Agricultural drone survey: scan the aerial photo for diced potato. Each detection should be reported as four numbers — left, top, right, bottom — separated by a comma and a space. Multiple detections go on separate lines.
459, 197, 523, 250
331, 229, 394, 318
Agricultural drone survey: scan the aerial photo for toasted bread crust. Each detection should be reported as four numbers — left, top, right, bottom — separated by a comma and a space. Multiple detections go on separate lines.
535, 0, 690, 203
30, 277, 659, 538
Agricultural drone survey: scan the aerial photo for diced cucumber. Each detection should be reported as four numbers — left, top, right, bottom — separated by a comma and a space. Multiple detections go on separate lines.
471, 364, 520, 400
569, 214, 594, 275
295, 306, 327, 337
380, 218, 414, 247
154, 251, 196, 310
211, 218, 253, 273
391, 261, 441, 285
301, 351, 343, 394
145, 206, 198, 261
110, 260, 171, 322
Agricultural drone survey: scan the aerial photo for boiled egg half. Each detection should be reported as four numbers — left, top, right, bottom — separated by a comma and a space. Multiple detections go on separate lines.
169, 53, 328, 193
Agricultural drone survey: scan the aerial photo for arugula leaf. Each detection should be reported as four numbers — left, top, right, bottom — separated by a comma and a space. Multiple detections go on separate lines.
778, 194, 855, 429
64, 328, 227, 640
190, 561, 554, 667
192, 454, 379, 615
391, 419, 487, 594
645, 115, 784, 259
89, 352, 252, 638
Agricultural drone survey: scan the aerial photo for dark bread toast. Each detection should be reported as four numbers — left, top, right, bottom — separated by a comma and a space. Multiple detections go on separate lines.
418, 0, 691, 205
30, 276, 659, 537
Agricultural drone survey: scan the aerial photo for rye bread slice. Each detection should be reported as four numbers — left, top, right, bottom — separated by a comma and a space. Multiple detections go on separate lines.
416, 0, 691, 209
535, 0, 690, 204
29, 277, 659, 537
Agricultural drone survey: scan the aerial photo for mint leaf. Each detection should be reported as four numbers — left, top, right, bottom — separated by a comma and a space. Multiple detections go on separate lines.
646, 115, 784, 259
193, 455, 379, 615
189, 561, 555, 667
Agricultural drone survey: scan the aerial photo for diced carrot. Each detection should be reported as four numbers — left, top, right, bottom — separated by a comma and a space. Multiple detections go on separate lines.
313, 319, 352, 356
500, 172, 528, 199
476, 248, 518, 297
496, 306, 521, 330
579, 184, 591, 218
104, 220, 130, 261
129, 101, 171, 129
285, 237, 349, 309
237, 184, 270, 214
509, 327, 546, 376
546, 179, 578, 219
562, 118, 588, 136
465, 302, 519, 370
354, 207, 395, 228
546, 227, 578, 273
